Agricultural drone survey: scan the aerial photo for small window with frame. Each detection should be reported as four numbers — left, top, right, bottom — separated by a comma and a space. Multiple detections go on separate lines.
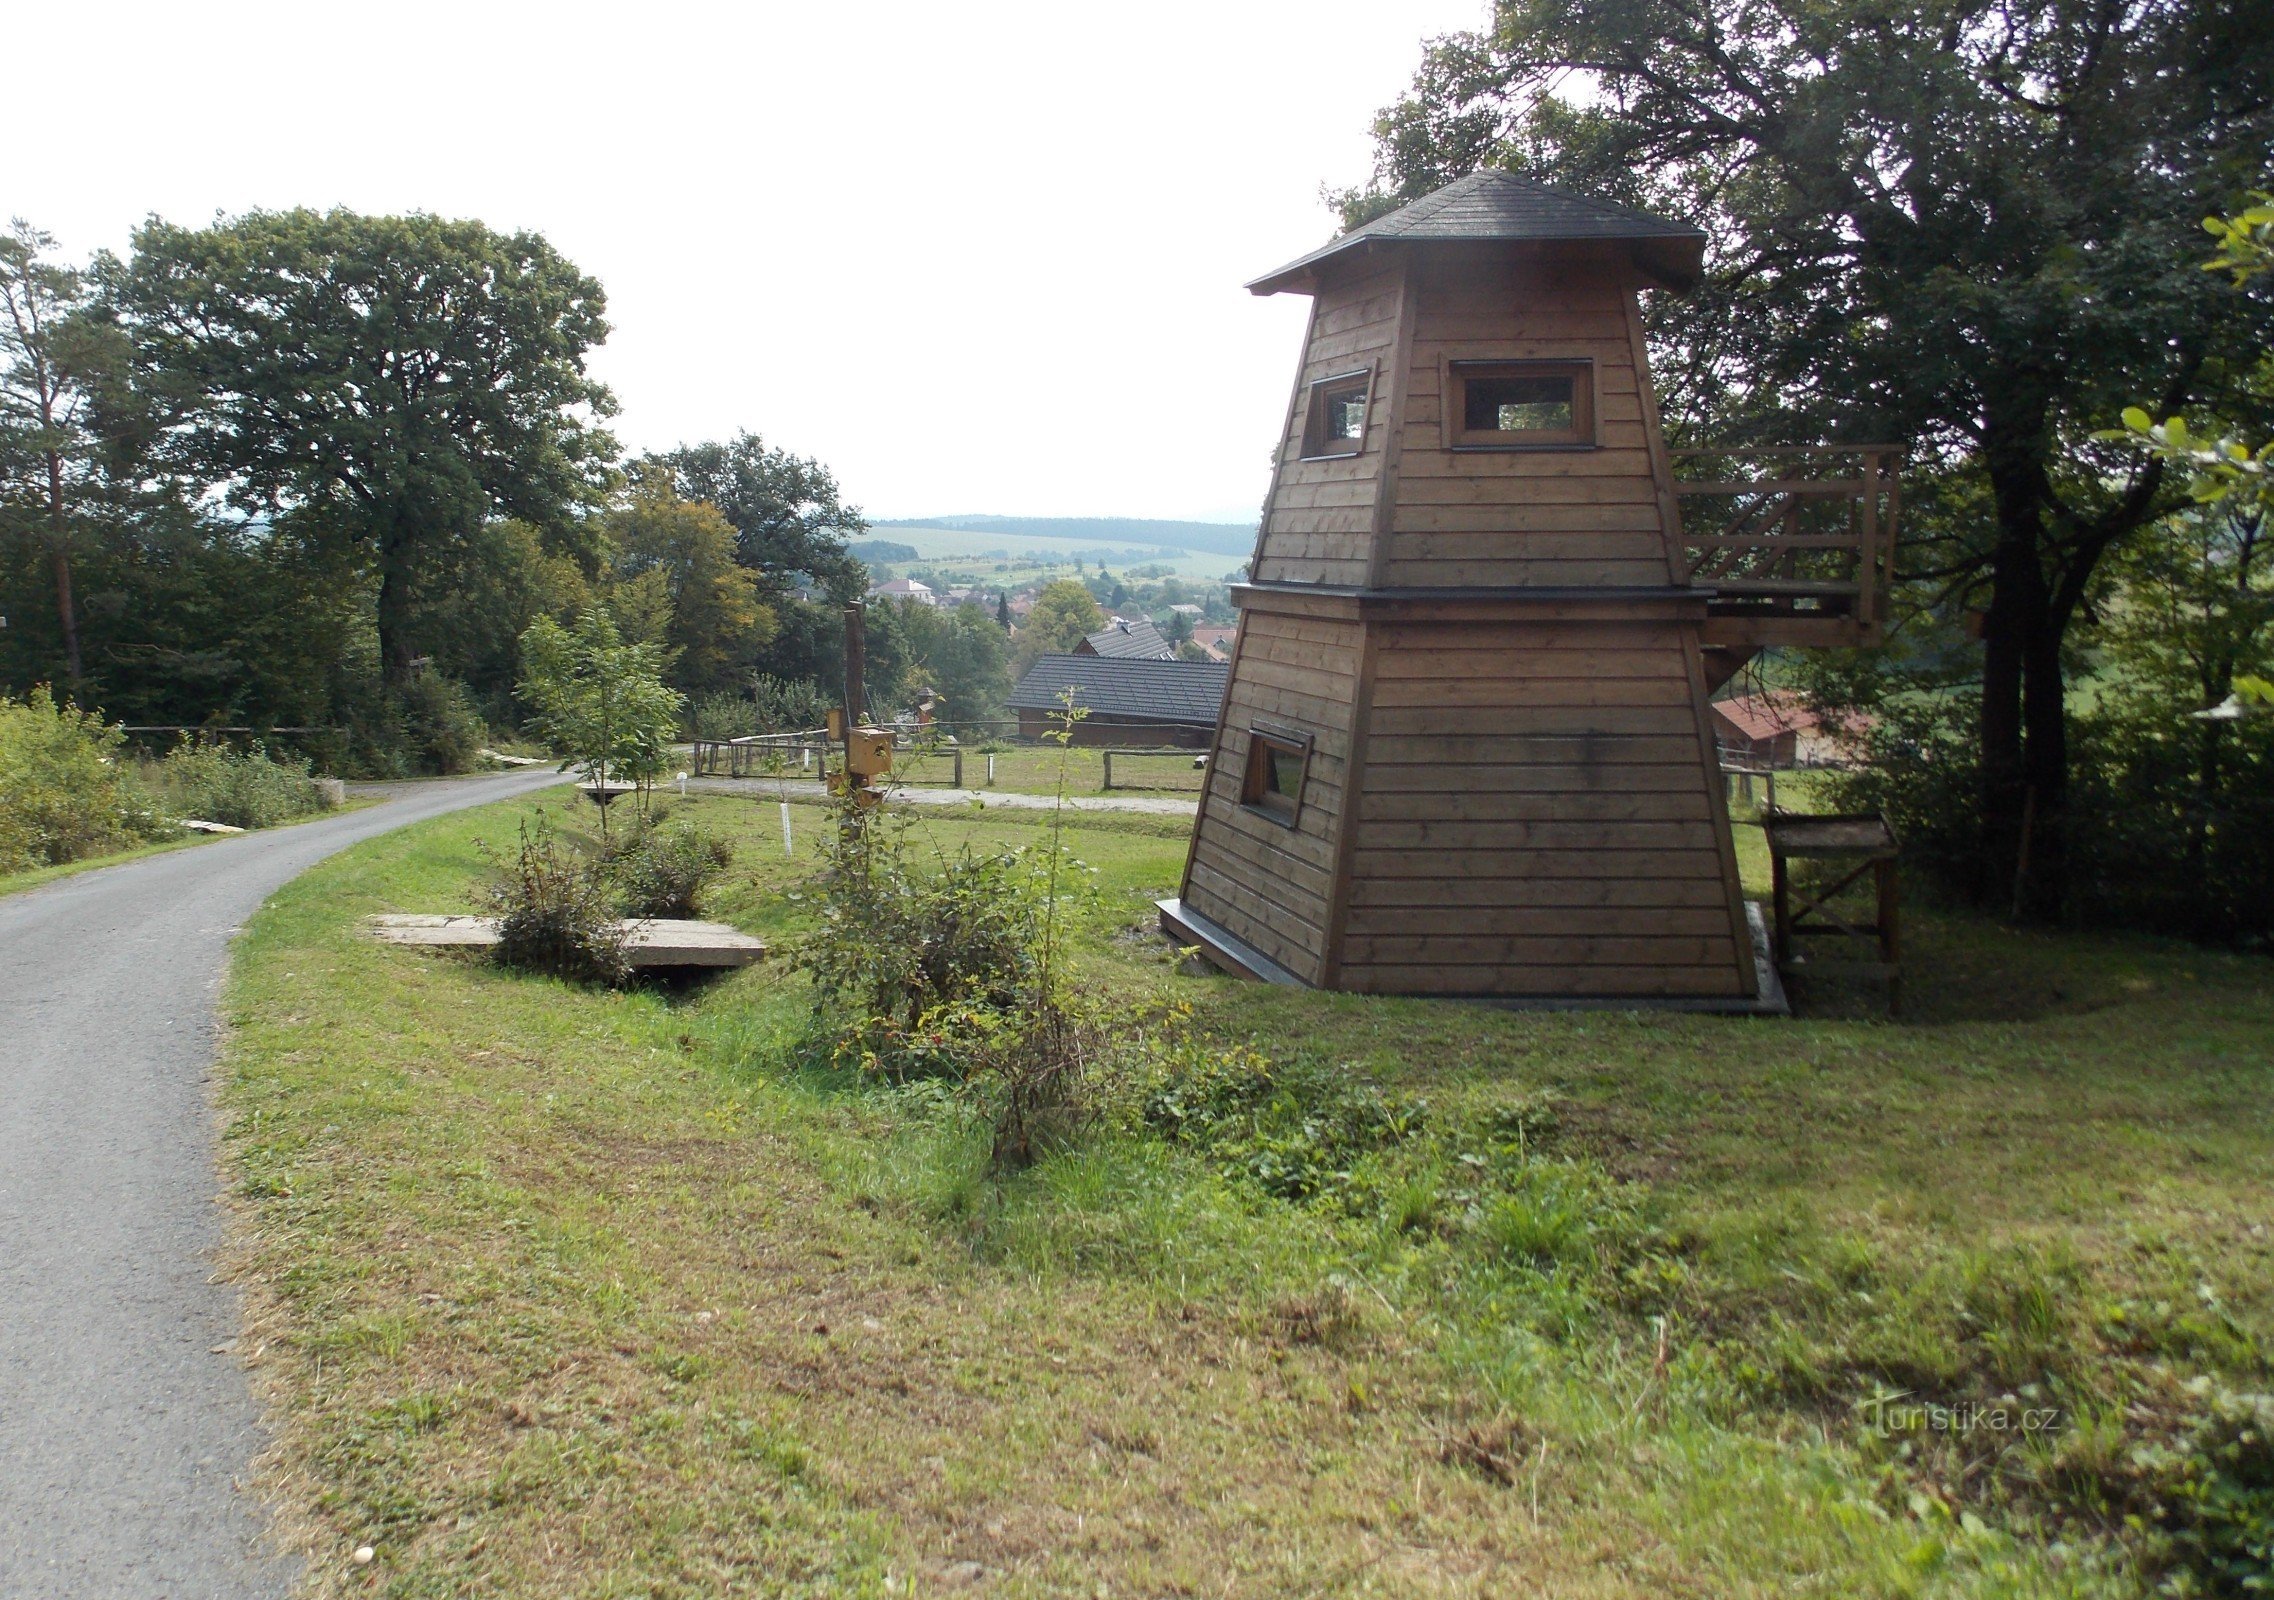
1240, 723, 1312, 825
1446, 359, 1594, 449
1298, 367, 1373, 460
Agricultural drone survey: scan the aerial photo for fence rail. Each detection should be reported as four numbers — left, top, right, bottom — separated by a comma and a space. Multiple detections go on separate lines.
1670, 445, 1900, 635
1101, 747, 1209, 792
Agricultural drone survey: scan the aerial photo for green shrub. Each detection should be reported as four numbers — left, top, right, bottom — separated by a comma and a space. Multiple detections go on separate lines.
479, 813, 628, 986
0, 687, 170, 871
795, 804, 1041, 1050
393, 674, 489, 775
1821, 687, 2274, 944
608, 818, 734, 918
150, 741, 334, 830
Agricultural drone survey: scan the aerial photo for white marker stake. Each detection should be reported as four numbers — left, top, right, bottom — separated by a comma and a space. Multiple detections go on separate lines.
780, 801, 794, 855
987, 754, 995, 786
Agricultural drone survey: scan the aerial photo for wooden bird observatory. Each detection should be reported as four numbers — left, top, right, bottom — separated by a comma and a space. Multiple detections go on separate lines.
1158, 171, 1900, 1006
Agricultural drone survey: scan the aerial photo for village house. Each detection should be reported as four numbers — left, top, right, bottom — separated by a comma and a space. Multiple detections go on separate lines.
1076, 617, 1176, 660
1006, 654, 1228, 747
867, 576, 936, 606
1710, 691, 1871, 770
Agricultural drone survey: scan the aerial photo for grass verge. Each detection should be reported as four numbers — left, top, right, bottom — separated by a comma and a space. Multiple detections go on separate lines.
220, 791, 2271, 1596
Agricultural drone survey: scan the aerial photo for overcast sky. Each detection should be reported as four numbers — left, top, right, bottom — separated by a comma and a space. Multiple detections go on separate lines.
18, 1, 1487, 525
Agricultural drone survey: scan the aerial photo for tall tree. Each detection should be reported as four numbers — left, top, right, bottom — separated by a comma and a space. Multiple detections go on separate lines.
640, 432, 867, 603
0, 221, 119, 690
1014, 578, 1104, 673
1353, 0, 2274, 916
101, 209, 616, 687
607, 473, 775, 698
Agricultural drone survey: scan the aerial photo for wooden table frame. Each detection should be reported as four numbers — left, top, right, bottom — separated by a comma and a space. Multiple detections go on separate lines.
1761, 810, 1901, 1013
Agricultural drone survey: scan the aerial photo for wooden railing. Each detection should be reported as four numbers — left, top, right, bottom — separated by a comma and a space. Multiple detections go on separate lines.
1669, 446, 1900, 638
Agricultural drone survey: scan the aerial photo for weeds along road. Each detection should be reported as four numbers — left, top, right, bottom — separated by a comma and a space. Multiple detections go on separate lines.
0, 768, 569, 1600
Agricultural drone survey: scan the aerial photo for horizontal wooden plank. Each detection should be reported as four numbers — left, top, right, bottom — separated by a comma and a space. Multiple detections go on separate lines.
1344, 904, 1739, 938
1342, 933, 1737, 966
1395, 448, 1662, 480
1349, 847, 1726, 878
1366, 623, 1688, 653
1347, 875, 1733, 909
1355, 789, 1714, 823
1393, 474, 1661, 508
1389, 504, 1667, 535
1252, 557, 1372, 586
1367, 676, 1695, 710
1367, 705, 1699, 738
1338, 963, 1747, 997
1374, 559, 1676, 587
1272, 478, 1381, 511
1361, 761, 1710, 795
1184, 860, 1327, 962
1366, 733, 1705, 765
1356, 819, 1719, 853
1372, 646, 1687, 679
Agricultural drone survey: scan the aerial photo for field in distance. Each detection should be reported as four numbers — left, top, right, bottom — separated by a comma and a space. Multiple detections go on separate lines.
864, 521, 1249, 582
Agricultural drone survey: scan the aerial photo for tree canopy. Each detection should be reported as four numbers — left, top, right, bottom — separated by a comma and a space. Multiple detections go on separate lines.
1353, 0, 2274, 915
102, 208, 618, 685
639, 431, 867, 603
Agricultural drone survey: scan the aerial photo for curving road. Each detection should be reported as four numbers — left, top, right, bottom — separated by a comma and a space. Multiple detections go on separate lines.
0, 769, 568, 1599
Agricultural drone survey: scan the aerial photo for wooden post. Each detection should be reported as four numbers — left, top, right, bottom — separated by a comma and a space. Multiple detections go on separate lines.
1103, 750, 1115, 791
842, 602, 866, 788
952, 747, 963, 788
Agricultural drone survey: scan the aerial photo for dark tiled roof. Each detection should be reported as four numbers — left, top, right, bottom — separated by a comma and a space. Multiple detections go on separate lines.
1248, 170, 1707, 296
1008, 654, 1229, 727
1079, 618, 1175, 660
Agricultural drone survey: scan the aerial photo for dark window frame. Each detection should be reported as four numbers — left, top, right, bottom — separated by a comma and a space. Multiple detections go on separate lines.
1444, 358, 1596, 451
1298, 364, 1376, 461
1239, 722, 1312, 826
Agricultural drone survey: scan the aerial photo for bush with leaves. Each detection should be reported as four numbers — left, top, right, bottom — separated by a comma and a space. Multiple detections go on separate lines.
479, 812, 628, 985
0, 687, 170, 871
148, 740, 336, 831
392, 674, 489, 775
796, 802, 1041, 1048
607, 816, 735, 918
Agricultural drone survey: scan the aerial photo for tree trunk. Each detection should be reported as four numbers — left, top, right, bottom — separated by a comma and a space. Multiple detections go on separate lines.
2016, 607, 2069, 922
1978, 421, 2068, 921
44, 447, 82, 690
376, 512, 415, 687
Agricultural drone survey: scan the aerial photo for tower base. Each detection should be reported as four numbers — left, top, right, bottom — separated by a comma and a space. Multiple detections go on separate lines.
1158, 896, 1788, 1016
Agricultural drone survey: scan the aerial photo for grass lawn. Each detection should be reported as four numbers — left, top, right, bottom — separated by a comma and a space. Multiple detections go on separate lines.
220, 790, 2272, 1597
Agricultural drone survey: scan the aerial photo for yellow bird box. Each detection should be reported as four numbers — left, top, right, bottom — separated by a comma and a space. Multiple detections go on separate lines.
846, 727, 895, 780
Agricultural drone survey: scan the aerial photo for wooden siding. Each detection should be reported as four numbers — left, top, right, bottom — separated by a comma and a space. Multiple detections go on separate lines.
1328, 618, 1753, 998
1382, 256, 1678, 589
1251, 263, 1405, 587
1179, 609, 1364, 983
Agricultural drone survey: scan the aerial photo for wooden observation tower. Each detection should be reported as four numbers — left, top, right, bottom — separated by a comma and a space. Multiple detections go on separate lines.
1159, 172, 1898, 1006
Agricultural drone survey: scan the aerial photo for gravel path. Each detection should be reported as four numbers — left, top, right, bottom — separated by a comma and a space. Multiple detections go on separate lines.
0, 768, 569, 1599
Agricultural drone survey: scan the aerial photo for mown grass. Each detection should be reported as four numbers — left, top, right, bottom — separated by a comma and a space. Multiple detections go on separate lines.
220, 790, 2271, 1597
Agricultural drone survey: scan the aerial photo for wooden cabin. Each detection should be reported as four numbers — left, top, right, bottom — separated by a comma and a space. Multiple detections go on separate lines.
1158, 171, 1896, 1006
1008, 654, 1228, 747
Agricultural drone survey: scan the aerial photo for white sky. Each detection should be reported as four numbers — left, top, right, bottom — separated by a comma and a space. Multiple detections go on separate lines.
17, 0, 1487, 525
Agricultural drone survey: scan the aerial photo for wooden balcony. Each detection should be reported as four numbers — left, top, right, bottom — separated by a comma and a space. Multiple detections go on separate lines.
1670, 445, 1900, 653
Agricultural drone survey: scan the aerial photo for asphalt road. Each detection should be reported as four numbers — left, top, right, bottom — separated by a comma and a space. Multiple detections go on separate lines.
0, 769, 568, 1599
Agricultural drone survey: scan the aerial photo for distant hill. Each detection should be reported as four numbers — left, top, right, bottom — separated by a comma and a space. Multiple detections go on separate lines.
875, 515, 1255, 560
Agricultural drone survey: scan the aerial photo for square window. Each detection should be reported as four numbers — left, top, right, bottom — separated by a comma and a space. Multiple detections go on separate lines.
1447, 360, 1594, 449
1240, 724, 1311, 825
1299, 367, 1373, 460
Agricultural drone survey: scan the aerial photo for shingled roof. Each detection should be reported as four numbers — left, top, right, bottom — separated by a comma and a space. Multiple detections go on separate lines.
1247, 170, 1707, 296
1008, 654, 1229, 727
1078, 617, 1176, 660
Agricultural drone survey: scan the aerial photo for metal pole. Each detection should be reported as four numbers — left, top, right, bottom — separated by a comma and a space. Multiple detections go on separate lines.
842, 601, 866, 785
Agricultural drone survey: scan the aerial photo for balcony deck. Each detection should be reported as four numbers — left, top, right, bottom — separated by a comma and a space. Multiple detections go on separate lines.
1670, 445, 1900, 654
